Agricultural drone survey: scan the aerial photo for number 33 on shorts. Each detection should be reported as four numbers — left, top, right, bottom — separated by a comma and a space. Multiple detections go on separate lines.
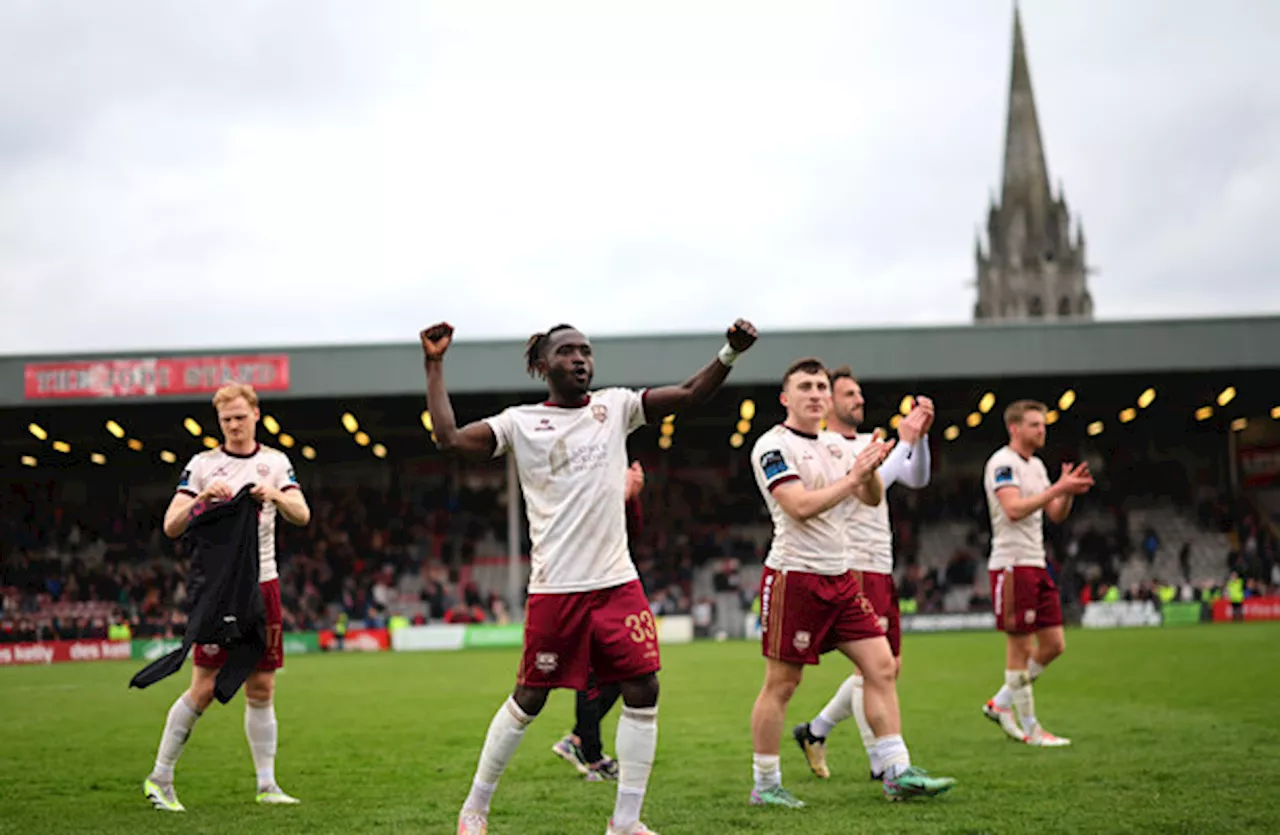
624, 610, 658, 643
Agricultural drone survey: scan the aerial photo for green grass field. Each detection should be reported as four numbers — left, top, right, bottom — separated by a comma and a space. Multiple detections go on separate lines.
2, 623, 1278, 834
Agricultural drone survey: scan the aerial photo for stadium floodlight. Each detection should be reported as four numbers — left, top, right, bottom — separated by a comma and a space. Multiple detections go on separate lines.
183, 417, 201, 436
354, 431, 370, 447
105, 420, 125, 438
421, 411, 433, 432
899, 395, 915, 416
263, 415, 280, 435
21, 455, 36, 467
1045, 409, 1060, 425
658, 435, 672, 450
966, 411, 982, 428
1119, 408, 1137, 424
660, 423, 675, 438
127, 438, 144, 451
52, 441, 70, 453
159, 450, 177, 464
890, 414, 903, 430
342, 412, 359, 433
372, 443, 387, 459
740, 400, 755, 421
729, 433, 744, 448
90, 453, 106, 465
736, 419, 751, 434
978, 392, 996, 414
1058, 389, 1076, 411
203, 437, 218, 449
1217, 387, 1236, 407
301, 445, 317, 460
28, 423, 48, 441
1231, 418, 1248, 432
1087, 421, 1104, 436
1272, 406, 1280, 420
1195, 406, 1213, 421
1138, 388, 1157, 409
942, 425, 960, 441
278, 433, 295, 449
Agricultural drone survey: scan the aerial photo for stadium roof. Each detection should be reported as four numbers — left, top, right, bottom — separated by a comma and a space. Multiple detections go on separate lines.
2, 314, 1279, 407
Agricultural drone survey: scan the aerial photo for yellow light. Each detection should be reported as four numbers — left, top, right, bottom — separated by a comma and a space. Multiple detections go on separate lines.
1045, 409, 1060, 425
342, 412, 359, 433
1087, 421, 1104, 436
1058, 390, 1076, 411
183, 417, 201, 436
658, 435, 672, 450
52, 441, 70, 453
1272, 406, 1280, 420
740, 400, 756, 421
105, 420, 125, 438
660, 423, 675, 437
354, 431, 370, 447
1195, 406, 1213, 421
899, 395, 915, 416
278, 433, 295, 449
1217, 387, 1236, 407
301, 445, 316, 460
1119, 408, 1137, 424
820, 418, 828, 432
662, 414, 675, 424
421, 411, 434, 432
372, 443, 387, 458
21, 455, 36, 467
978, 392, 996, 414
127, 438, 144, 451
1138, 388, 1156, 409
160, 450, 177, 464
966, 411, 982, 428
736, 419, 751, 434
943, 425, 960, 441
889, 414, 903, 430
729, 433, 744, 448
202, 436, 218, 449
28, 423, 48, 441
1231, 417, 1248, 432
90, 453, 106, 465
263, 415, 280, 435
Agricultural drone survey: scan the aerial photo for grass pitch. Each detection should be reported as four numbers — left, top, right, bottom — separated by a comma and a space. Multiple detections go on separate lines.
2, 623, 1278, 834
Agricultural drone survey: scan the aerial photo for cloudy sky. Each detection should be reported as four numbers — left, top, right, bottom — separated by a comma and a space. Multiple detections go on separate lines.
1, 0, 1277, 357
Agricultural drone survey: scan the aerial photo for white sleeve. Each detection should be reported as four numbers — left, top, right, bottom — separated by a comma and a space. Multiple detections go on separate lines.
482, 409, 514, 458
275, 453, 301, 492
880, 436, 931, 490
176, 455, 204, 497
620, 388, 648, 433
987, 453, 1020, 493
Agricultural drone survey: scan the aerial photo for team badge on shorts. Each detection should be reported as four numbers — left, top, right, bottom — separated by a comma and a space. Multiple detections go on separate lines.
257, 463, 271, 478
793, 631, 811, 652
592, 404, 608, 423
535, 652, 559, 673
1025, 610, 1037, 625
878, 616, 890, 634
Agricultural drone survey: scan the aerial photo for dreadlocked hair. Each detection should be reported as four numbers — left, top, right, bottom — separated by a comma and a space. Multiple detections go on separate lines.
524, 324, 576, 379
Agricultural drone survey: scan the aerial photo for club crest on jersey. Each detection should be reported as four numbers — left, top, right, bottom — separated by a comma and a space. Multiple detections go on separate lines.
535, 652, 559, 673
592, 404, 608, 423
827, 444, 843, 459
257, 463, 271, 478
793, 631, 811, 652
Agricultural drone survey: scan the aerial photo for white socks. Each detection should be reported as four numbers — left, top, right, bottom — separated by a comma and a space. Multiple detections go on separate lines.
850, 676, 881, 774
152, 694, 201, 782
612, 706, 658, 829
811, 675, 857, 739
994, 664, 1045, 731
463, 697, 533, 814
752, 753, 781, 793
1028, 659, 1046, 681
244, 698, 278, 789
872, 734, 911, 780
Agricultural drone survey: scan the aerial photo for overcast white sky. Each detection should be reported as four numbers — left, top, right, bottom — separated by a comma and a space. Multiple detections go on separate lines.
1, 0, 1277, 356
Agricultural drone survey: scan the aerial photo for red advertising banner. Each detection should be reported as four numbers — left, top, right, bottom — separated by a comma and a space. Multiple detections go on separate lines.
1211, 596, 1280, 622
1238, 445, 1280, 488
0, 639, 133, 666
318, 628, 390, 652
24, 354, 290, 400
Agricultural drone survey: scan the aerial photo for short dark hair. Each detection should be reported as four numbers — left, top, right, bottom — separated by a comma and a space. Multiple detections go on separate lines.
1004, 399, 1047, 426
782, 357, 827, 388
523, 324, 576, 379
828, 365, 857, 388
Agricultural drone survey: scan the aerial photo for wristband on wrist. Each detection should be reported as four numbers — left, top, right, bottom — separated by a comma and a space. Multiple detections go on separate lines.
717, 343, 740, 367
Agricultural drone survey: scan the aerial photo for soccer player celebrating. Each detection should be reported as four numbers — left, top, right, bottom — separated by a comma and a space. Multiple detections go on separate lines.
749, 358, 954, 807
143, 383, 310, 812
980, 400, 1094, 746
421, 318, 757, 835
793, 368, 935, 780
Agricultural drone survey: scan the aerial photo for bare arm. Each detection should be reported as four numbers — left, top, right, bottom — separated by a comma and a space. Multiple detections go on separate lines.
163, 493, 199, 539
771, 475, 865, 522
850, 472, 884, 507
1046, 493, 1073, 524
641, 319, 757, 422
273, 488, 311, 527
994, 484, 1066, 523
419, 323, 498, 462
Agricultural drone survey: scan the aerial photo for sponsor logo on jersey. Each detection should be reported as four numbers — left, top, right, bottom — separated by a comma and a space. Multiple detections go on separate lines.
760, 449, 788, 480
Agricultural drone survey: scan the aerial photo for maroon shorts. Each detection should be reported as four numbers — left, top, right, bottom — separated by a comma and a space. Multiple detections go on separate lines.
760, 566, 884, 666
990, 567, 1063, 635
853, 570, 901, 657
194, 578, 283, 672
518, 579, 661, 690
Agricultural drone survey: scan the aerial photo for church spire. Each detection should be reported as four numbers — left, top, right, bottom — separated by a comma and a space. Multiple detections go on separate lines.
1000, 5, 1053, 229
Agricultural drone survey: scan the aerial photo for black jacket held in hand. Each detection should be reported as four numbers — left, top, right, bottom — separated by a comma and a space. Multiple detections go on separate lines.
129, 484, 267, 704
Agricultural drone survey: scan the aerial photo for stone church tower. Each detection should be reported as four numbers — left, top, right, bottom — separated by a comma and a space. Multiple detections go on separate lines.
974, 8, 1093, 322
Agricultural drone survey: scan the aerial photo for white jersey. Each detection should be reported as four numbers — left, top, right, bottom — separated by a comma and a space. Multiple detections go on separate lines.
751, 425, 852, 576
839, 434, 894, 574
984, 445, 1051, 569
484, 387, 646, 595
176, 444, 300, 583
